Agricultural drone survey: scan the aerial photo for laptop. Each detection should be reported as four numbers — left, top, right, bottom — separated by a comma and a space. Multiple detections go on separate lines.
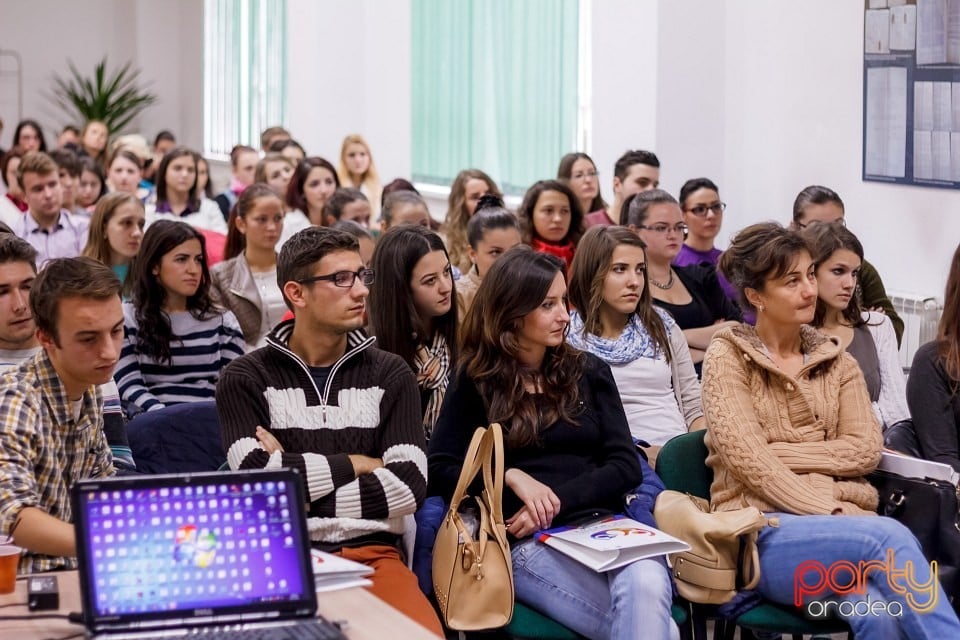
72, 468, 346, 639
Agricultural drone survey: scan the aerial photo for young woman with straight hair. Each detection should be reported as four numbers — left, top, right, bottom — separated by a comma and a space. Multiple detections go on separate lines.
568, 225, 703, 460
517, 179, 585, 272
337, 134, 381, 216
82, 191, 145, 298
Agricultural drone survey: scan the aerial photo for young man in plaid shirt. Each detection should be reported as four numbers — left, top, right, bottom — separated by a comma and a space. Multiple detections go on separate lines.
0, 257, 123, 573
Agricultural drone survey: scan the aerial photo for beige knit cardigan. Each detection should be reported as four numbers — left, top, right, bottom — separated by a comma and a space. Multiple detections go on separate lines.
702, 324, 882, 517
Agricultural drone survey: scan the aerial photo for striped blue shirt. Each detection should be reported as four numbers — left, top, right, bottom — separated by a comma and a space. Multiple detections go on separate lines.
115, 303, 245, 411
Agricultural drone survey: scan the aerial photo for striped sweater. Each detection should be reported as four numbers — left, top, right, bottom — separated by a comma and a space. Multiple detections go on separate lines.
115, 302, 245, 411
215, 320, 427, 544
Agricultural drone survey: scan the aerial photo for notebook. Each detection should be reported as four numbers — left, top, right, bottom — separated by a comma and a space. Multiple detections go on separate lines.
72, 468, 346, 639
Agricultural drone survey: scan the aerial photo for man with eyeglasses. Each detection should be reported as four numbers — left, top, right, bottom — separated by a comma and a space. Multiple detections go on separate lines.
215, 226, 444, 635
791, 185, 904, 346
610, 149, 661, 226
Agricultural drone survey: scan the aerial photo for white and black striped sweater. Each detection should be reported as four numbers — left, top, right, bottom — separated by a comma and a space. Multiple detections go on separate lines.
216, 320, 427, 544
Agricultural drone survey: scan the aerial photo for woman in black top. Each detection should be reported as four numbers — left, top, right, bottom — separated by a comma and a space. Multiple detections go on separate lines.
908, 242, 960, 472
428, 246, 677, 640
623, 189, 740, 373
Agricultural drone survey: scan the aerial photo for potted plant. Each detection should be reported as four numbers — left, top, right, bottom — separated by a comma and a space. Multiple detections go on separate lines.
50, 57, 157, 134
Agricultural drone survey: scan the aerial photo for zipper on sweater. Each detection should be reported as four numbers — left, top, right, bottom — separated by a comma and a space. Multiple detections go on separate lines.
266, 329, 375, 411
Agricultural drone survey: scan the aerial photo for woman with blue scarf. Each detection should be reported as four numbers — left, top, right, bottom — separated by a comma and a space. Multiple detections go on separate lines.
568, 226, 704, 464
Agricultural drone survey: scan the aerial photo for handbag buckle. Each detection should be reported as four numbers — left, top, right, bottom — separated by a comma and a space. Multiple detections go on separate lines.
888, 492, 905, 509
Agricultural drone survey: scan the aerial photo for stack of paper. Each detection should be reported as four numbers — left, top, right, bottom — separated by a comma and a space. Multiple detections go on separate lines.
311, 549, 374, 592
879, 450, 960, 485
536, 515, 690, 572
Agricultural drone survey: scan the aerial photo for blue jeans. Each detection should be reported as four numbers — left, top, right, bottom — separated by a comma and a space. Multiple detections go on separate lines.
757, 514, 960, 639
511, 538, 679, 640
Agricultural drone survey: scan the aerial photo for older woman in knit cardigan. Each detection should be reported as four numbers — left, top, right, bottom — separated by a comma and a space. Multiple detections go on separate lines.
702, 223, 959, 637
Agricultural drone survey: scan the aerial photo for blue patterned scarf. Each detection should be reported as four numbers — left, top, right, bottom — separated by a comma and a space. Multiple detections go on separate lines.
567, 309, 670, 364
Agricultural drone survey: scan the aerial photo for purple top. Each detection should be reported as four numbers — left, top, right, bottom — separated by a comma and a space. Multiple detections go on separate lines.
586, 208, 615, 227
673, 243, 751, 322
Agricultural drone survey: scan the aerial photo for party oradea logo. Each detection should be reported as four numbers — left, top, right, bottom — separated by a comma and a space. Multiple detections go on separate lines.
794, 549, 939, 618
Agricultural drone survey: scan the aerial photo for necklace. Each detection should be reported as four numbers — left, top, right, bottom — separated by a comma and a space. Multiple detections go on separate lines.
649, 268, 675, 290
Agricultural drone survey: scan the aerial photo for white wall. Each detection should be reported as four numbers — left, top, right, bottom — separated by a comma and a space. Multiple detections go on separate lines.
716, 0, 960, 297
285, 0, 411, 180
0, 0, 203, 150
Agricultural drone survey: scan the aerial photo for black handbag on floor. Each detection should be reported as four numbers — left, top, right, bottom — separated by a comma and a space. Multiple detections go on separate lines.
869, 469, 960, 613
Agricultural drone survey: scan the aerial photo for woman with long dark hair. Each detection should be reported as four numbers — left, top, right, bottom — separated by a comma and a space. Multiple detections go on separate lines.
557, 152, 608, 226
517, 179, 585, 272
280, 157, 341, 246
147, 147, 227, 234
909, 243, 960, 471
114, 220, 244, 412
804, 221, 908, 431
429, 246, 676, 639
368, 224, 457, 439
568, 226, 703, 461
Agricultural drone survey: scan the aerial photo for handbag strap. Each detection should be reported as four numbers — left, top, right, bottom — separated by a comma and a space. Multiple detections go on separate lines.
481, 423, 505, 524
449, 426, 491, 513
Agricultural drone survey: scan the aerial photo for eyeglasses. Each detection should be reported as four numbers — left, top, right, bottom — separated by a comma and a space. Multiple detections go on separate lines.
640, 223, 688, 236
570, 171, 599, 181
298, 268, 375, 288
796, 217, 846, 230
685, 202, 727, 217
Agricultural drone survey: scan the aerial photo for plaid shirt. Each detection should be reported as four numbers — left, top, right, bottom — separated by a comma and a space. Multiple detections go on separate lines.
0, 350, 114, 573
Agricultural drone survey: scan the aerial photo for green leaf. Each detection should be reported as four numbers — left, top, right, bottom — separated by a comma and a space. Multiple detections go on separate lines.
48, 56, 157, 134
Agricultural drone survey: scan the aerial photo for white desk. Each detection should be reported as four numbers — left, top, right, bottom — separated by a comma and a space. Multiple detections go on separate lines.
0, 571, 438, 639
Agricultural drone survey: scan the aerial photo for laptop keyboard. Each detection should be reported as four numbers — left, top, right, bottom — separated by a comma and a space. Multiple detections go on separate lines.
183, 620, 346, 639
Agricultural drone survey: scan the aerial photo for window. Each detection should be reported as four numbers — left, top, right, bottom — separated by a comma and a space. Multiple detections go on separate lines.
411, 0, 581, 195
203, 0, 287, 157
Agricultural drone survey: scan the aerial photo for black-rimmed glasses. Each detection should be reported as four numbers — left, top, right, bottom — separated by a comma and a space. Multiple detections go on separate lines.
298, 268, 375, 288
640, 223, 688, 236
685, 202, 727, 217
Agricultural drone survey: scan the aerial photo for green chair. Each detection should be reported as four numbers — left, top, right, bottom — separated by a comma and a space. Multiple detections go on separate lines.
655, 431, 852, 640
505, 601, 691, 640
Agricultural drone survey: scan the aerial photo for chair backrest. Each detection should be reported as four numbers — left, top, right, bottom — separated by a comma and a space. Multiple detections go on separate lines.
655, 430, 713, 499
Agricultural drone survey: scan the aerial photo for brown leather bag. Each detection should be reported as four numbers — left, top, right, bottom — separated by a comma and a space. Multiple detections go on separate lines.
653, 490, 770, 604
433, 423, 514, 630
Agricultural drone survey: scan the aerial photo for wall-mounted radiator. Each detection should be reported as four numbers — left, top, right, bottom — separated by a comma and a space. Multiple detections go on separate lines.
889, 292, 943, 372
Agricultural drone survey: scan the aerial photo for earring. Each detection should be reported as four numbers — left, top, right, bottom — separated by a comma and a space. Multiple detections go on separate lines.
757, 304, 765, 313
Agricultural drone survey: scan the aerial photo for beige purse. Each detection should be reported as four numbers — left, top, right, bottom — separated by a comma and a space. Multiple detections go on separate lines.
433, 423, 514, 630
653, 490, 770, 604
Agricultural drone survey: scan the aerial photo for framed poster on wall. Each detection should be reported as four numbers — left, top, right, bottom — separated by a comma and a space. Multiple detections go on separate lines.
863, 0, 960, 189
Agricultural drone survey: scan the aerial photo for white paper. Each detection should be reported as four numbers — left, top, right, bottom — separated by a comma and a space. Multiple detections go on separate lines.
866, 10, 891, 54
890, 5, 918, 50
917, 0, 947, 65
915, 81, 935, 130
933, 130, 953, 179
952, 83, 960, 129
934, 82, 954, 129
915, 130, 934, 179
950, 132, 960, 180
879, 450, 959, 484
949, 0, 960, 62
865, 67, 908, 177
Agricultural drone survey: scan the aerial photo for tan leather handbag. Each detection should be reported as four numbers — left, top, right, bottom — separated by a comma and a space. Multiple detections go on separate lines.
653, 490, 770, 604
433, 423, 514, 630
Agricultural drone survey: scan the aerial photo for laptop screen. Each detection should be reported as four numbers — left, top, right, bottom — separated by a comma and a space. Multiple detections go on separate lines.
73, 469, 316, 627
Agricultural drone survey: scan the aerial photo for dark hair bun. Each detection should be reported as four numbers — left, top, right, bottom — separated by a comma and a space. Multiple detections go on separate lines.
475, 193, 505, 214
